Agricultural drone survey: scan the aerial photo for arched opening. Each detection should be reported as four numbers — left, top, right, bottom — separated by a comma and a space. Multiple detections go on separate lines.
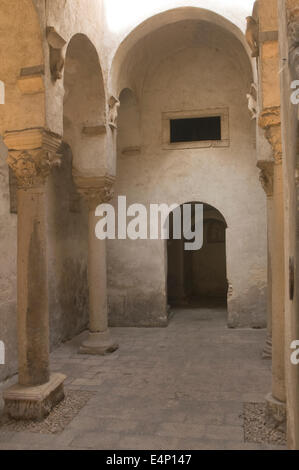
107, 8, 267, 329
63, 33, 107, 173
46, 33, 108, 346
167, 202, 228, 310
110, 6, 254, 96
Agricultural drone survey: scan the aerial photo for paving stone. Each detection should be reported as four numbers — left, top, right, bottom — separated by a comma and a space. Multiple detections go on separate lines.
70, 431, 121, 450
0, 308, 286, 450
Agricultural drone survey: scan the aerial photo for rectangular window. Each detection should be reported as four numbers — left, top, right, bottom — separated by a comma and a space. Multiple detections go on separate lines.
170, 116, 221, 143
162, 108, 229, 150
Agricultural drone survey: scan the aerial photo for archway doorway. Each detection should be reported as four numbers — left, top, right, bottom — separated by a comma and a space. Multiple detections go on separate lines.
167, 202, 228, 309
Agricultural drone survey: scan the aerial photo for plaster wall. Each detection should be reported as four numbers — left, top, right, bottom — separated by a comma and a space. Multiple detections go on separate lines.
0, 0, 265, 382
107, 21, 267, 328
46, 145, 89, 349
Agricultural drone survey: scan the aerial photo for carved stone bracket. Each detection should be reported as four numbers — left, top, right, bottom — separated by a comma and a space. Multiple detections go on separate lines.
247, 83, 258, 120
259, 107, 282, 164
4, 128, 62, 190
46, 27, 67, 81
257, 160, 274, 197
108, 96, 120, 130
73, 172, 115, 209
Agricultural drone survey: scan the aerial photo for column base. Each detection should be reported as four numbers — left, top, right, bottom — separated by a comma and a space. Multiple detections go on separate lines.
79, 330, 118, 356
265, 393, 286, 430
3, 373, 66, 421
262, 335, 272, 359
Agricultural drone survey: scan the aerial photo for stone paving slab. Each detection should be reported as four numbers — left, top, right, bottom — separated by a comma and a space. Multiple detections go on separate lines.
0, 308, 287, 450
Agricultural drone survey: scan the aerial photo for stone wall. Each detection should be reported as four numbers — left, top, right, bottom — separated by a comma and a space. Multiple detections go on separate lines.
46, 145, 89, 349
107, 20, 267, 328
0, 141, 89, 382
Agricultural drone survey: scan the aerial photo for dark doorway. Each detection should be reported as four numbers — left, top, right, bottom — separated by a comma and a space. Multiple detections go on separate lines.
167, 202, 228, 308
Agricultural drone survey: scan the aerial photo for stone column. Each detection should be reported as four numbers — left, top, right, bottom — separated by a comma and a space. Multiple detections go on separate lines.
259, 108, 286, 423
74, 174, 118, 355
2, 128, 66, 420
285, 2, 299, 449
258, 160, 274, 359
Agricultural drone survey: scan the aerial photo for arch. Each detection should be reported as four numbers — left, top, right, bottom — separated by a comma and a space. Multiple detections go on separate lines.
110, 6, 255, 96
166, 201, 228, 310
63, 33, 107, 173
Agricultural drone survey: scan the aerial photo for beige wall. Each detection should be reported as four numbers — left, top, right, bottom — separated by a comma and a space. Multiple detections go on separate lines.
107, 20, 267, 328
46, 145, 89, 349
0, 0, 264, 382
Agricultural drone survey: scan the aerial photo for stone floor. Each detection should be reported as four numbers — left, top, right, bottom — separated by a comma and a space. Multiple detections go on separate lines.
0, 308, 286, 450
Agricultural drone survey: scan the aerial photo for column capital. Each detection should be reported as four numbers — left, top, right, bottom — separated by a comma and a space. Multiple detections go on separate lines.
4, 128, 62, 190
73, 172, 115, 209
259, 107, 282, 164
257, 160, 274, 197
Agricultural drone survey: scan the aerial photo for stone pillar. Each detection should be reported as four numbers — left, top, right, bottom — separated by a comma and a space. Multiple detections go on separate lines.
281, 1, 299, 449
74, 174, 118, 355
2, 128, 65, 420
258, 160, 274, 359
259, 108, 286, 423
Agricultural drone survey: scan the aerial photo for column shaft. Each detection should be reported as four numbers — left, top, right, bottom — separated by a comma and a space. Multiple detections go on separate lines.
263, 194, 273, 358
272, 161, 286, 402
74, 173, 118, 355
17, 187, 50, 386
88, 207, 108, 333
2, 127, 66, 420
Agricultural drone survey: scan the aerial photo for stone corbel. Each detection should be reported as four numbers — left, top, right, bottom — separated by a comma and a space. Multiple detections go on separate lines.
108, 96, 120, 130
46, 27, 67, 81
247, 83, 258, 120
259, 107, 282, 164
4, 128, 62, 190
73, 171, 115, 209
257, 160, 274, 197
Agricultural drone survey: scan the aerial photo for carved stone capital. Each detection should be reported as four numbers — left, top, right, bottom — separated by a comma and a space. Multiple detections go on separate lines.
46, 27, 67, 81
257, 160, 274, 197
4, 128, 62, 190
73, 172, 115, 209
259, 107, 282, 164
